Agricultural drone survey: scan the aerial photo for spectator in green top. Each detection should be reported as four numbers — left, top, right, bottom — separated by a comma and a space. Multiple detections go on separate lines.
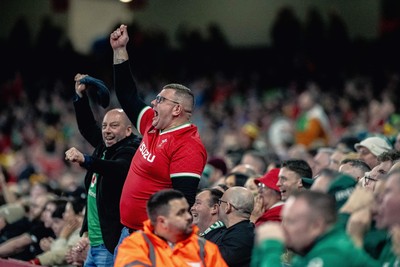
251, 190, 379, 267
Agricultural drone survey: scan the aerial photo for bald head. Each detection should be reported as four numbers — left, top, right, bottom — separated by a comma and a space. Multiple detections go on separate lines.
102, 108, 132, 147
105, 108, 131, 126
224, 186, 254, 216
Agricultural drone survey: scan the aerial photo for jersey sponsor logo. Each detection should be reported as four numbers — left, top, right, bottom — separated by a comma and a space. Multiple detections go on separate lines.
158, 138, 168, 148
91, 173, 97, 188
88, 190, 96, 198
335, 187, 354, 202
139, 143, 155, 162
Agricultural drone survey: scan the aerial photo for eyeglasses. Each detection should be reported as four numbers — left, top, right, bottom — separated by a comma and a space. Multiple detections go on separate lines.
364, 175, 378, 184
218, 199, 227, 206
155, 95, 180, 105
257, 183, 266, 190
155, 95, 192, 113
218, 199, 238, 210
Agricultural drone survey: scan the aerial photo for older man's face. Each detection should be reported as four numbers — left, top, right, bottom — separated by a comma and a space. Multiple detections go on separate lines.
282, 197, 321, 253
364, 161, 392, 191
378, 173, 400, 228
357, 146, 378, 169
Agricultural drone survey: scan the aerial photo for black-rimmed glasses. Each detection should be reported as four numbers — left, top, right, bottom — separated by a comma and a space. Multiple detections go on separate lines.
218, 199, 238, 210
257, 183, 266, 190
155, 95, 192, 113
218, 199, 227, 206
364, 175, 378, 184
155, 95, 180, 105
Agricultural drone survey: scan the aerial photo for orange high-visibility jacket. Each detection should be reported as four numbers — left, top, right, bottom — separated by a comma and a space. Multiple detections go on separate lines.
114, 220, 228, 267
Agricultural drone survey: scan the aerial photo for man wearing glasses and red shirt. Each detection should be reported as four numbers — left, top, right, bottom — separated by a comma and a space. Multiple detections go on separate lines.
110, 24, 207, 256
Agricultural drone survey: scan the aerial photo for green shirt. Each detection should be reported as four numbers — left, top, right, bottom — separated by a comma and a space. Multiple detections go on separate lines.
251, 225, 380, 267
199, 220, 225, 237
379, 237, 398, 266
87, 171, 103, 246
383, 257, 400, 267
339, 212, 392, 262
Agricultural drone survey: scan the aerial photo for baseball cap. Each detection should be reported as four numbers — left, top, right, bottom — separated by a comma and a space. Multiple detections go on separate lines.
254, 168, 280, 192
354, 136, 392, 156
327, 174, 357, 210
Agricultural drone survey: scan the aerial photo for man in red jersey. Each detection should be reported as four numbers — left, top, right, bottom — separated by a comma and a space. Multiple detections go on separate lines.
110, 24, 207, 256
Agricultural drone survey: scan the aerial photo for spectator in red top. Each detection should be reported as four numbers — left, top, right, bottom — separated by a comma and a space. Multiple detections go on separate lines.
250, 168, 284, 226
110, 24, 207, 258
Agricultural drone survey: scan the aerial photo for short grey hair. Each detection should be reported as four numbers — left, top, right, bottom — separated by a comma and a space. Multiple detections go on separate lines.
163, 83, 194, 111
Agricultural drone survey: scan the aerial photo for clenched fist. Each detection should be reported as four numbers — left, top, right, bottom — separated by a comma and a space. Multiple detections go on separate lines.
65, 147, 85, 164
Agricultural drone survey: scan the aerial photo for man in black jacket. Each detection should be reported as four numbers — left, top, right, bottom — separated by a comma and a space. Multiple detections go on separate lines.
215, 186, 255, 267
65, 73, 141, 267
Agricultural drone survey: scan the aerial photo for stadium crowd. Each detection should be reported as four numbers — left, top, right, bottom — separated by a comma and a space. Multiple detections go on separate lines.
0, 4, 399, 266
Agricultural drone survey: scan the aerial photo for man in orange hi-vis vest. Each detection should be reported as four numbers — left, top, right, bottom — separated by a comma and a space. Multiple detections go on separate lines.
114, 189, 227, 267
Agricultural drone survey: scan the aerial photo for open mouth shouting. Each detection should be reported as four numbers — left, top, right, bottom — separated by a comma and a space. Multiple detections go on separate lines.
104, 135, 115, 146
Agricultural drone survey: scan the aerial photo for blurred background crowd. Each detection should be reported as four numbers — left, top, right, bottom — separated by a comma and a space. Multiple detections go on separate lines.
0, 0, 399, 265
1, 1, 400, 188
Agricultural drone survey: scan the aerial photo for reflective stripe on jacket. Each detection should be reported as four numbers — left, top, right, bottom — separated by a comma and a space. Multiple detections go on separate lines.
115, 220, 228, 267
